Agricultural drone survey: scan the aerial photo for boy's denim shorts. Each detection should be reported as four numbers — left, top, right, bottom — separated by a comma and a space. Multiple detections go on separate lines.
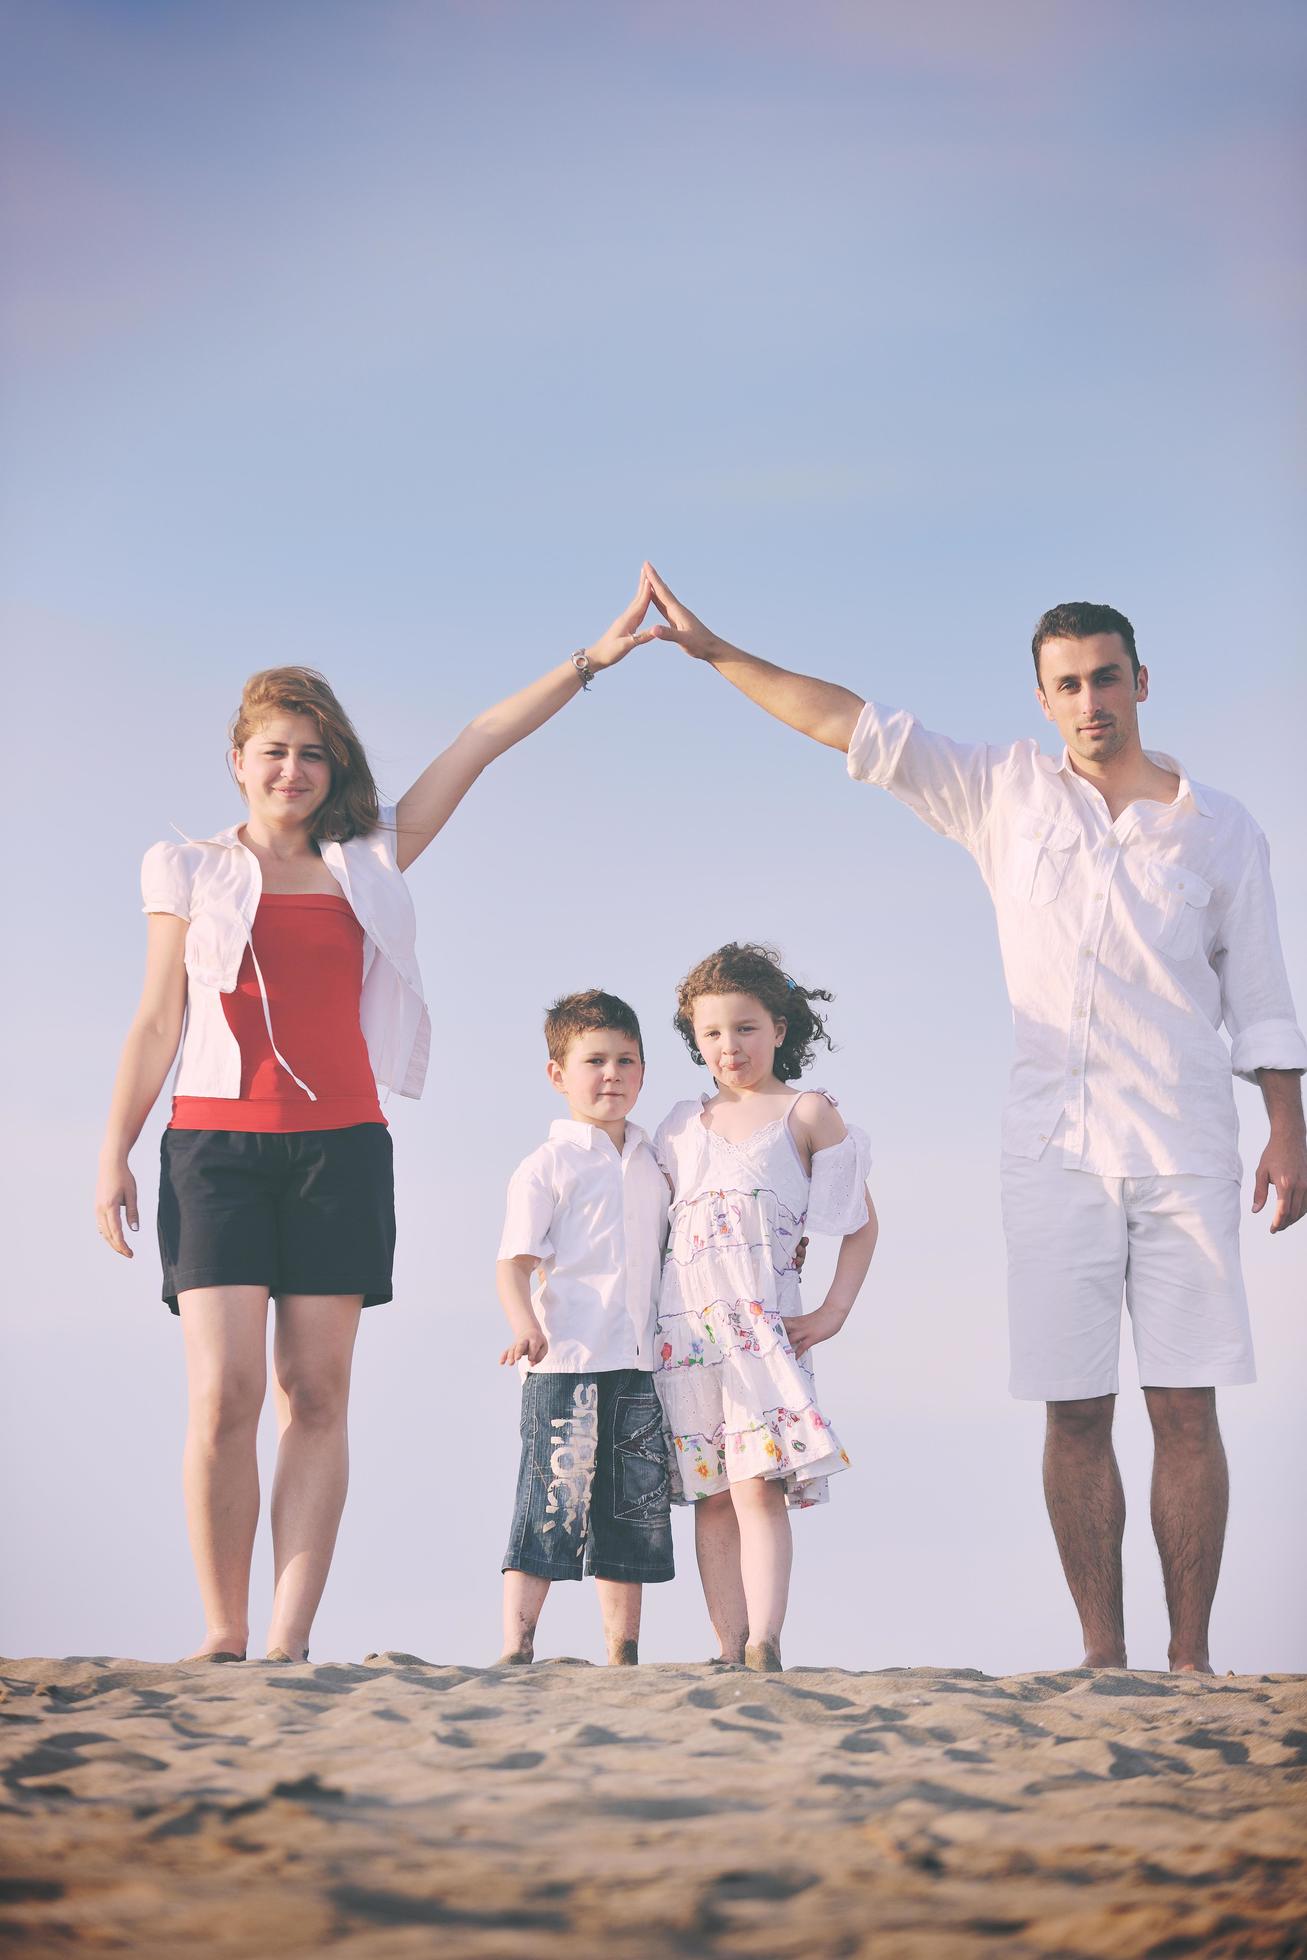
503, 1368, 675, 1584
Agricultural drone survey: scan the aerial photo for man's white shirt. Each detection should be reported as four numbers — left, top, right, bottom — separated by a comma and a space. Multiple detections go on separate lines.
847, 701, 1306, 1180
498, 1118, 669, 1373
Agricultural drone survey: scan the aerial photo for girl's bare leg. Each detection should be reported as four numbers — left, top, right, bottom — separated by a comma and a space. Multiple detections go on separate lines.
730, 1475, 792, 1671
178, 1286, 270, 1658
265, 1295, 361, 1660
501, 1571, 550, 1661
694, 1488, 748, 1662
596, 1580, 642, 1664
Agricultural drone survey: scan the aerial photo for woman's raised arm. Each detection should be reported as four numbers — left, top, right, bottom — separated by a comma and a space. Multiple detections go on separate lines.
95, 913, 189, 1257
392, 576, 654, 872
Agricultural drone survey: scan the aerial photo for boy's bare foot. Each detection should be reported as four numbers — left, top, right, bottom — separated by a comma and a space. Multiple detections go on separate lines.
496, 1646, 533, 1666
744, 1639, 782, 1673
606, 1638, 639, 1667
708, 1654, 744, 1668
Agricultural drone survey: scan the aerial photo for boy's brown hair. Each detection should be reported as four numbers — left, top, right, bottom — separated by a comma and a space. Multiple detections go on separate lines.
545, 989, 645, 1064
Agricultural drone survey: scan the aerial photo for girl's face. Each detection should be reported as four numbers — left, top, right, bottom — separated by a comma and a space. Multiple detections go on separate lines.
232, 712, 332, 830
691, 991, 786, 1093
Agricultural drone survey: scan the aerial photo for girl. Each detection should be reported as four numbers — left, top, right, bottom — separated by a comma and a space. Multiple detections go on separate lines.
94, 580, 656, 1665
653, 942, 877, 1672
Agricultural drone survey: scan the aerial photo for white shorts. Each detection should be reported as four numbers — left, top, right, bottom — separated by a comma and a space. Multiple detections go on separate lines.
1001, 1153, 1255, 1402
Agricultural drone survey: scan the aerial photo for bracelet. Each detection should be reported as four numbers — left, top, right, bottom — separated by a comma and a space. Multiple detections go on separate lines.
572, 649, 594, 691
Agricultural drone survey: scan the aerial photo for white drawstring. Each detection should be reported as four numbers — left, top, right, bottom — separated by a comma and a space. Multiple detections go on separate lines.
247, 941, 318, 1102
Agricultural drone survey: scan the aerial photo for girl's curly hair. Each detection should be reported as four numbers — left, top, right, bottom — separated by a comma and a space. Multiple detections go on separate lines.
673, 942, 834, 1083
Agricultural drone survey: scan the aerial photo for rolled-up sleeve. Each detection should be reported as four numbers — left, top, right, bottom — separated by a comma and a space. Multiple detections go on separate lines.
846, 701, 995, 844
497, 1156, 557, 1262
1215, 828, 1307, 1080
140, 841, 192, 919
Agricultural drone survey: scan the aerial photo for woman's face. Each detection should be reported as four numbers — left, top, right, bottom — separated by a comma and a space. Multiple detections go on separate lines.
691, 991, 786, 1092
232, 712, 332, 830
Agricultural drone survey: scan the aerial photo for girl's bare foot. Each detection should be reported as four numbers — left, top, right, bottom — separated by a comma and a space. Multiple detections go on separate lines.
606, 1638, 639, 1667
185, 1648, 245, 1663
744, 1639, 782, 1673
265, 1647, 308, 1663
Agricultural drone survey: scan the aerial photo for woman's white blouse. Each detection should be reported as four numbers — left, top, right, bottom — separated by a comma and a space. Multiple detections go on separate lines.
140, 807, 430, 1102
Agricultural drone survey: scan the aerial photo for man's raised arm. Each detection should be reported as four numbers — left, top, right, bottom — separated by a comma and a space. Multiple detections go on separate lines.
644, 562, 864, 752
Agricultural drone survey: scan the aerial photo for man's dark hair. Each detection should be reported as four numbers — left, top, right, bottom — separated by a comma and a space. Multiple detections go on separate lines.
544, 988, 644, 1065
1032, 602, 1139, 685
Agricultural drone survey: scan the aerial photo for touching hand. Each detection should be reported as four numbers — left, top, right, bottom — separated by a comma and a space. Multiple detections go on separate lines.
95, 1160, 139, 1258
500, 1329, 549, 1367
1252, 1132, 1307, 1232
584, 575, 658, 673
643, 561, 719, 662
781, 1302, 845, 1359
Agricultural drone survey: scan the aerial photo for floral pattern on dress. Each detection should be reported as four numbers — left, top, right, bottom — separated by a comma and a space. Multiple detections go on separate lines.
652, 1096, 869, 1511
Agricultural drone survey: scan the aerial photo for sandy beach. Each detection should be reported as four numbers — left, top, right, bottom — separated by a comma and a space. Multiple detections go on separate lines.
1, 1654, 1304, 1957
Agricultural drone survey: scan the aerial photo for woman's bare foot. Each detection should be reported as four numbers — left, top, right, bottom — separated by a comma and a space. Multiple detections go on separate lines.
606, 1638, 639, 1667
186, 1628, 248, 1662
744, 1639, 782, 1673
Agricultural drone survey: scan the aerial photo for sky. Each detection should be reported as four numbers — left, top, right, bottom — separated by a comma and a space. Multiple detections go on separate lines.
2, 0, 1304, 1674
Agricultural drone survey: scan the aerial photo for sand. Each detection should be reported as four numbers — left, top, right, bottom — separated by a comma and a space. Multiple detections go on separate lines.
1, 1654, 1304, 1957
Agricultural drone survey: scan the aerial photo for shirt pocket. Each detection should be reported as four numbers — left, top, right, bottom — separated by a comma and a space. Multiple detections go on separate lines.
1141, 861, 1213, 961
1007, 818, 1079, 906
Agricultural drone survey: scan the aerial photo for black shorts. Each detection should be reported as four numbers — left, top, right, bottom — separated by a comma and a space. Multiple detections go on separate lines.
157, 1125, 395, 1313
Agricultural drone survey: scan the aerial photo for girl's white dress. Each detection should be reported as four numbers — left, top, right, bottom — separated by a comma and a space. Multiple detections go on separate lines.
652, 1092, 871, 1510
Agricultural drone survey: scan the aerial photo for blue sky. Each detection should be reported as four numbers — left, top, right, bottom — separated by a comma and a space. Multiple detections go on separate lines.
3, 0, 1304, 1670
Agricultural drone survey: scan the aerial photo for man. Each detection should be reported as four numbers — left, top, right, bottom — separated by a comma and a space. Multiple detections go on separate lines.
643, 561, 1306, 1673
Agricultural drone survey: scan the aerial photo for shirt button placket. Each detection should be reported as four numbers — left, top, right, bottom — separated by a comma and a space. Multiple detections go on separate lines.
1064, 834, 1119, 1165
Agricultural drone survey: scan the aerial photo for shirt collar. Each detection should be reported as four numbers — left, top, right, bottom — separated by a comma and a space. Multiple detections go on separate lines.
549, 1117, 651, 1157
1041, 746, 1211, 817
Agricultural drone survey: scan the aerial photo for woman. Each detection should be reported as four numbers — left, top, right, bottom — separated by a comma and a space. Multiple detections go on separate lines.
94, 579, 654, 1663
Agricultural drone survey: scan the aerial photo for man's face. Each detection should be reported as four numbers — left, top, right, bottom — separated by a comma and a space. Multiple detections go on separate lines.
547, 1027, 644, 1124
1036, 633, 1148, 765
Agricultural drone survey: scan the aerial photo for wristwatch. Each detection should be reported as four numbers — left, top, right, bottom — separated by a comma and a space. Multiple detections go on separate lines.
572, 649, 594, 691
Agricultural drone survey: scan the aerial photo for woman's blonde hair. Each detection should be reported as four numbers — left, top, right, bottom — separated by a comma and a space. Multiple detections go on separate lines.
230, 667, 380, 843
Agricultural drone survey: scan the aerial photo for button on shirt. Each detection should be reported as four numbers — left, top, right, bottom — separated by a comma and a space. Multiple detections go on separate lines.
498, 1119, 669, 1373
847, 701, 1307, 1180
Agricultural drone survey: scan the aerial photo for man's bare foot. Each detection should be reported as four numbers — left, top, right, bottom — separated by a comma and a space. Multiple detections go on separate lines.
1081, 1647, 1128, 1669
744, 1639, 782, 1673
606, 1638, 639, 1667
1170, 1657, 1214, 1675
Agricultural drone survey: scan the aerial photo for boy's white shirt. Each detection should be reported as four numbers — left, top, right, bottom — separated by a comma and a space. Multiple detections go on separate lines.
498, 1118, 669, 1375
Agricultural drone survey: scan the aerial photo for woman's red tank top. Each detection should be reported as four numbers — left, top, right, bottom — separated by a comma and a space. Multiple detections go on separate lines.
170, 894, 386, 1133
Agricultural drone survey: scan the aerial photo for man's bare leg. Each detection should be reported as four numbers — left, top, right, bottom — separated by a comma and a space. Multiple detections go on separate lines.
694, 1490, 748, 1662
1144, 1386, 1227, 1674
500, 1570, 550, 1662
1044, 1394, 1127, 1667
596, 1579, 642, 1665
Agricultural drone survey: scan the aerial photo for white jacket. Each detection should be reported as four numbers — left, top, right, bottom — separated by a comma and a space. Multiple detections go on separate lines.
141, 807, 430, 1102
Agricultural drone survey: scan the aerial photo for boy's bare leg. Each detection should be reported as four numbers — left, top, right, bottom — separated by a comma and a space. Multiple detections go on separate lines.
501, 1570, 550, 1662
694, 1490, 748, 1662
1044, 1394, 1128, 1667
596, 1579, 642, 1665
1144, 1387, 1228, 1674
730, 1476, 792, 1672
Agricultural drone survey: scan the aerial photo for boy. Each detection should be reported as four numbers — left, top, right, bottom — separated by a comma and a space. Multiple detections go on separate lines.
496, 989, 674, 1665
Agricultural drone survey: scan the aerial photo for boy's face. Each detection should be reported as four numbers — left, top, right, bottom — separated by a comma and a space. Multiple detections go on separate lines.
548, 1026, 645, 1125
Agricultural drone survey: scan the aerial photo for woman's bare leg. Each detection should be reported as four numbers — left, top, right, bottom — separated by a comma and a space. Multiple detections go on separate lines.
694, 1489, 748, 1662
265, 1294, 361, 1659
178, 1286, 270, 1658
730, 1475, 792, 1671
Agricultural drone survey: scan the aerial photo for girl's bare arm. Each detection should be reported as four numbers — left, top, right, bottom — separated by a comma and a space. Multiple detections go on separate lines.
95, 914, 189, 1257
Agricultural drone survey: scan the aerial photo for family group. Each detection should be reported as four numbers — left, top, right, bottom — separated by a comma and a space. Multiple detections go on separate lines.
96, 565, 1306, 1676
